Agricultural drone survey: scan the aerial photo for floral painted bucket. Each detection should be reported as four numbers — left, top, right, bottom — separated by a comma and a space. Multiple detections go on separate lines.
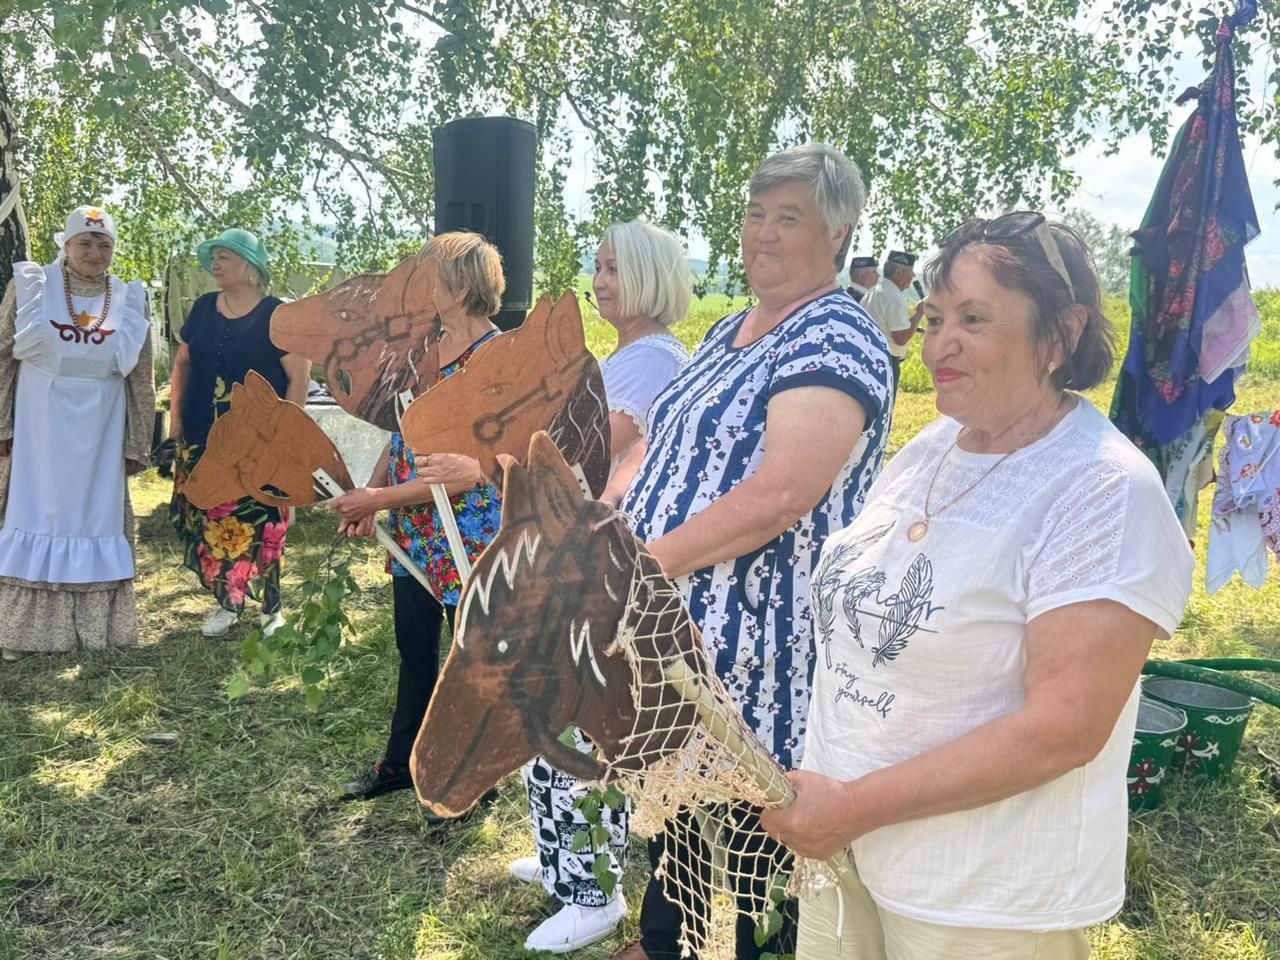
1142, 678, 1255, 780
1127, 697, 1186, 810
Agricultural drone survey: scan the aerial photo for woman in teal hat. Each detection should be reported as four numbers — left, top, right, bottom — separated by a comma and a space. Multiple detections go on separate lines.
168, 229, 311, 638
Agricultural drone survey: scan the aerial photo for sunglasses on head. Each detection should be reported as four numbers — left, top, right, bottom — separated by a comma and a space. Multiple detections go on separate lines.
947, 212, 1076, 301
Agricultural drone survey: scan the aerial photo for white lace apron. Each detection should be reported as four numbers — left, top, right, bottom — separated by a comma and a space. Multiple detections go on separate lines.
0, 262, 147, 583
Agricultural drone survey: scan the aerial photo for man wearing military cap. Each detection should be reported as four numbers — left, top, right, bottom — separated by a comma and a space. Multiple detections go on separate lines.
859, 249, 924, 393
845, 255, 878, 304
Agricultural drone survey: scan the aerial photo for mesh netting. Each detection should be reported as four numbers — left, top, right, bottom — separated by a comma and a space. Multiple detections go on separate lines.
592, 555, 818, 958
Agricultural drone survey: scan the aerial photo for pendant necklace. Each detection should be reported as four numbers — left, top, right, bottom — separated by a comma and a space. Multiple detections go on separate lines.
907, 397, 1070, 543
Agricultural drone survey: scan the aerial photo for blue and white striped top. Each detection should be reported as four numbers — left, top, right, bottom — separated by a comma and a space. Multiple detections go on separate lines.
622, 289, 893, 768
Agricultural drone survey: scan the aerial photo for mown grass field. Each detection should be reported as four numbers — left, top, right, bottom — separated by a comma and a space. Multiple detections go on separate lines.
0, 292, 1277, 960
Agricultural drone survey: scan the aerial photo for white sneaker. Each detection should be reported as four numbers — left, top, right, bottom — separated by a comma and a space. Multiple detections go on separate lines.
523, 895, 627, 954
258, 611, 285, 637
201, 607, 239, 638
509, 856, 543, 885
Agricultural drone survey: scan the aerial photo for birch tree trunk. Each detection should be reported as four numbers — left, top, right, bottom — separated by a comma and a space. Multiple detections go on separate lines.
0, 64, 31, 293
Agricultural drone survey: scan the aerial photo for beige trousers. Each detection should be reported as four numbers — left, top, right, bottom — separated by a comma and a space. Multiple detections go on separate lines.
798, 863, 1091, 960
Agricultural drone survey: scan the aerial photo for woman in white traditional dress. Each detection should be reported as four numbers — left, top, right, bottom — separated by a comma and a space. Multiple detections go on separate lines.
0, 205, 154, 660
508, 220, 691, 955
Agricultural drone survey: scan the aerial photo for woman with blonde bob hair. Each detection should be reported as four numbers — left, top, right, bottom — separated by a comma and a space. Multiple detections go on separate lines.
504, 219, 692, 955
331, 231, 508, 811
592, 219, 693, 465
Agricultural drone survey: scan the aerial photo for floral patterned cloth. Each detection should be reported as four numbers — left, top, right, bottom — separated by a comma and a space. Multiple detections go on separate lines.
169, 376, 289, 614
385, 332, 502, 605
1111, 5, 1259, 450
1206, 410, 1280, 593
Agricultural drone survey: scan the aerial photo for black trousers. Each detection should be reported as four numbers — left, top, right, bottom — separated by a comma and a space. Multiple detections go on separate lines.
384, 575, 456, 767
639, 804, 797, 960
889, 355, 902, 394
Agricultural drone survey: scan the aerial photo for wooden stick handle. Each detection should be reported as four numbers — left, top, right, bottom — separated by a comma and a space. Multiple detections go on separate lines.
430, 483, 472, 583
569, 463, 592, 499
660, 658, 795, 807
311, 468, 436, 596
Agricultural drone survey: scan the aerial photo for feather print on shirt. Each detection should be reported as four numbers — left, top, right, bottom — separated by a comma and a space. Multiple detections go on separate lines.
812, 522, 893, 668
871, 553, 937, 667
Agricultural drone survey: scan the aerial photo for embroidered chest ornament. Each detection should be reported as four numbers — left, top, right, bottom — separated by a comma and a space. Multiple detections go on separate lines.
398, 292, 610, 497
269, 254, 441, 431
181, 371, 354, 509
52, 267, 116, 345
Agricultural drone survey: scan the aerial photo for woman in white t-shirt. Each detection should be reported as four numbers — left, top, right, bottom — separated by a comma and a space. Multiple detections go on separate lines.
509, 219, 691, 955
761, 213, 1194, 960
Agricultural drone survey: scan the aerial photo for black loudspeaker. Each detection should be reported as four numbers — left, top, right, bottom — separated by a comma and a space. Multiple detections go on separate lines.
433, 117, 537, 331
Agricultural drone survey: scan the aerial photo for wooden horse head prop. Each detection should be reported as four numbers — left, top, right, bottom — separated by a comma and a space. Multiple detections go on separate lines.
399, 292, 610, 497
411, 432, 702, 818
183, 371, 354, 509
270, 254, 441, 431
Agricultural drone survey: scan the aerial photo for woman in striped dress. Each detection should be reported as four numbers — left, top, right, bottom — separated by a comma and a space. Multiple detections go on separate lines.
603, 144, 894, 960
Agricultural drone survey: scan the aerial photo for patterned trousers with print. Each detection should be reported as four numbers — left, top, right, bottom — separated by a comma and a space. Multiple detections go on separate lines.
522, 730, 631, 907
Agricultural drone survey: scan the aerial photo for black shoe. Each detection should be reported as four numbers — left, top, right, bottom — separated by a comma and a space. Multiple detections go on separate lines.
340, 761, 413, 801
421, 786, 500, 826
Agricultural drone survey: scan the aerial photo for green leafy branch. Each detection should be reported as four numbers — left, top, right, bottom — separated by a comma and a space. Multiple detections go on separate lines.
566, 746, 628, 899
226, 533, 361, 710
755, 868, 792, 960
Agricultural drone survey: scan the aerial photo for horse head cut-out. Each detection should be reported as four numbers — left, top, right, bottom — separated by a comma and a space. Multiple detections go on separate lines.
411, 432, 702, 818
399, 292, 610, 496
183, 371, 354, 508
270, 254, 441, 431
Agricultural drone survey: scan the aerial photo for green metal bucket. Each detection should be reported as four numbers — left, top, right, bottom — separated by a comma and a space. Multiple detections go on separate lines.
1128, 697, 1186, 810
1142, 678, 1255, 780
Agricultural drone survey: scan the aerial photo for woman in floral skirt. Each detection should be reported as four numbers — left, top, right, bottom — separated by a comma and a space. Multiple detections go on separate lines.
168, 228, 310, 638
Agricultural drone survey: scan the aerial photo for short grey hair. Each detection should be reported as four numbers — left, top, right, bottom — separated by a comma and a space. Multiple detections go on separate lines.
599, 220, 693, 328
748, 143, 867, 269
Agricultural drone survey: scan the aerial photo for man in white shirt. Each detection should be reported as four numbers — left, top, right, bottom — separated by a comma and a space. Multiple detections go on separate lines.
859, 250, 924, 392
845, 255, 878, 305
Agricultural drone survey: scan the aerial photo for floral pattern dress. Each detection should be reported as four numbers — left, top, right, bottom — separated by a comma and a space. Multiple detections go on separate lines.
170, 375, 289, 614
